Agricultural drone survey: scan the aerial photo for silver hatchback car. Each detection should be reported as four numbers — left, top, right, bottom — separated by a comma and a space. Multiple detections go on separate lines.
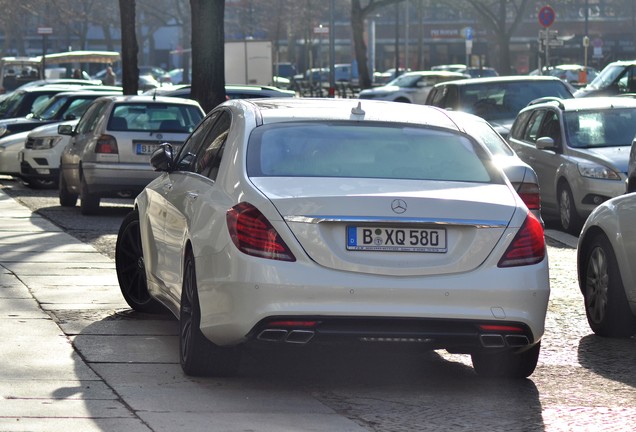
508, 97, 636, 234
58, 95, 204, 214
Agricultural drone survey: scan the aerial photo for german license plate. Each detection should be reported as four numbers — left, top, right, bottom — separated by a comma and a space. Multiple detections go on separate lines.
136, 143, 159, 155
346, 226, 447, 253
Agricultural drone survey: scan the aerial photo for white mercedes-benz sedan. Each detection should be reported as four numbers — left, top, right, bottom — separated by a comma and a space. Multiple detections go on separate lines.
115, 98, 550, 378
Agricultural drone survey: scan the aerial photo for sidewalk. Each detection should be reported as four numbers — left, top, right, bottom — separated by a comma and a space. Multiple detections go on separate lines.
0, 189, 368, 432
0, 189, 151, 431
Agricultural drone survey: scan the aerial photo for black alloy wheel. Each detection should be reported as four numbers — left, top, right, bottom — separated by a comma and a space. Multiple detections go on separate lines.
180, 250, 242, 377
115, 210, 164, 313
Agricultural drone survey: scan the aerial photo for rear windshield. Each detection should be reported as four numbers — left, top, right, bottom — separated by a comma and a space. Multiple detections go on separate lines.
247, 122, 499, 183
564, 108, 636, 148
460, 81, 573, 121
108, 103, 203, 133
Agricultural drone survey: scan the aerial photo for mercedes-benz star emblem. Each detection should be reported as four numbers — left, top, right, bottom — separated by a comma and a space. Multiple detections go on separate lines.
391, 199, 407, 214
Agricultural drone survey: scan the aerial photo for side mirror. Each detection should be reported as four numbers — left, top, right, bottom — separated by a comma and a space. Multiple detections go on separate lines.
536, 136, 557, 150
150, 142, 175, 172
57, 124, 75, 136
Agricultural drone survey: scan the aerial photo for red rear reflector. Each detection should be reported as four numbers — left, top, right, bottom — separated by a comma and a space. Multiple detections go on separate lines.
498, 213, 545, 267
95, 134, 118, 154
227, 202, 296, 261
514, 182, 541, 211
267, 321, 317, 328
479, 324, 524, 332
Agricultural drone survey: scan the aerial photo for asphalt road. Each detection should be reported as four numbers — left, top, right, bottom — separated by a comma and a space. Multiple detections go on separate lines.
2, 176, 636, 431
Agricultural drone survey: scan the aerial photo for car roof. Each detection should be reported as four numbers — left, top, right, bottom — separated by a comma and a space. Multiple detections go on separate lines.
229, 98, 462, 129
432, 75, 567, 86
526, 96, 636, 112
18, 85, 93, 93
97, 94, 202, 106
50, 90, 122, 98
401, 70, 466, 77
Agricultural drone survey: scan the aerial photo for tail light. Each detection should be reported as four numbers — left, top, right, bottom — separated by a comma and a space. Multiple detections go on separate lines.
95, 134, 118, 154
498, 213, 545, 268
226, 202, 296, 261
512, 182, 541, 211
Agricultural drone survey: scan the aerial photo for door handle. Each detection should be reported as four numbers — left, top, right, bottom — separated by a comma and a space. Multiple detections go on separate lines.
187, 192, 198, 201
162, 183, 173, 193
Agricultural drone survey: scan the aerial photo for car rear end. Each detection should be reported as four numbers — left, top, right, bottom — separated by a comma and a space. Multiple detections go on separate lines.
83, 99, 204, 198
195, 113, 550, 357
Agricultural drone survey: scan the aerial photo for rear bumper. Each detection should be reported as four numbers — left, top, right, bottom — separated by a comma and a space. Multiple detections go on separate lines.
248, 316, 536, 353
82, 162, 159, 197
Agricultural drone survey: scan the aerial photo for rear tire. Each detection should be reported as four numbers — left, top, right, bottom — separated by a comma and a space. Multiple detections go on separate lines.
582, 233, 636, 337
179, 251, 242, 376
471, 342, 541, 379
80, 177, 100, 215
58, 169, 78, 207
115, 210, 164, 313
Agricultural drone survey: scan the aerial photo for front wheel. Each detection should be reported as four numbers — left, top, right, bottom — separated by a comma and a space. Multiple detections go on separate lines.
180, 251, 242, 376
80, 177, 100, 215
558, 183, 582, 235
471, 342, 541, 379
115, 210, 164, 314
58, 169, 78, 207
582, 233, 636, 337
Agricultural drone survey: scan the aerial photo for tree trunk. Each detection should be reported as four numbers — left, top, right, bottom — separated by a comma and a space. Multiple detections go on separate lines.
119, 0, 139, 95
351, 0, 372, 89
190, 0, 226, 112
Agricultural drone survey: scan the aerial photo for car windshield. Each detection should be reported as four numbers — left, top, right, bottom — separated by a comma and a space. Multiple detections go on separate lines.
33, 95, 99, 121
108, 103, 203, 132
387, 74, 422, 87
247, 122, 499, 183
0, 91, 22, 117
460, 81, 573, 121
587, 64, 627, 90
564, 108, 636, 148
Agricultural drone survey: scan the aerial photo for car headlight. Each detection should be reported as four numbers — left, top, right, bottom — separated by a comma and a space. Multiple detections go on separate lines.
577, 162, 621, 180
31, 136, 63, 150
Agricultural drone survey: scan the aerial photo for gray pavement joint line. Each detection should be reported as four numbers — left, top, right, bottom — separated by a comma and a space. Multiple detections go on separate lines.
0, 265, 157, 431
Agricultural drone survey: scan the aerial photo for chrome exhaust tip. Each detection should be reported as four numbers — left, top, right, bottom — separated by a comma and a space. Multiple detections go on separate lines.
480, 334, 506, 348
285, 330, 315, 344
257, 329, 288, 342
505, 334, 530, 347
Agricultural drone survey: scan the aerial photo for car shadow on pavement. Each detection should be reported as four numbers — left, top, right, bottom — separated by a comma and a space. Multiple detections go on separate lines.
67, 308, 545, 431
577, 333, 636, 388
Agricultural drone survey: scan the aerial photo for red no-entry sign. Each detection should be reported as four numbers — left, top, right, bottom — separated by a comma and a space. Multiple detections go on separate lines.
538, 6, 556, 28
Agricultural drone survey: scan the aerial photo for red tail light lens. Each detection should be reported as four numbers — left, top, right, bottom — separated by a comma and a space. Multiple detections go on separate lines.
95, 134, 118, 154
513, 182, 541, 211
498, 213, 545, 268
227, 202, 296, 261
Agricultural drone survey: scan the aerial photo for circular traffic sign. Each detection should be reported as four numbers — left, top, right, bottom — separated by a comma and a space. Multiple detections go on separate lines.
538, 5, 556, 28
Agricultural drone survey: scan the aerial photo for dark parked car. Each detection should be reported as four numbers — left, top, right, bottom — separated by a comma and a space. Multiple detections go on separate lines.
0, 90, 120, 139
425, 76, 574, 138
0, 85, 90, 120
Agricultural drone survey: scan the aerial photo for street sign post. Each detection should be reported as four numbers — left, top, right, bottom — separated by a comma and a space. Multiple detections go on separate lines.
37, 27, 53, 80
538, 7, 557, 70
538, 6, 556, 28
